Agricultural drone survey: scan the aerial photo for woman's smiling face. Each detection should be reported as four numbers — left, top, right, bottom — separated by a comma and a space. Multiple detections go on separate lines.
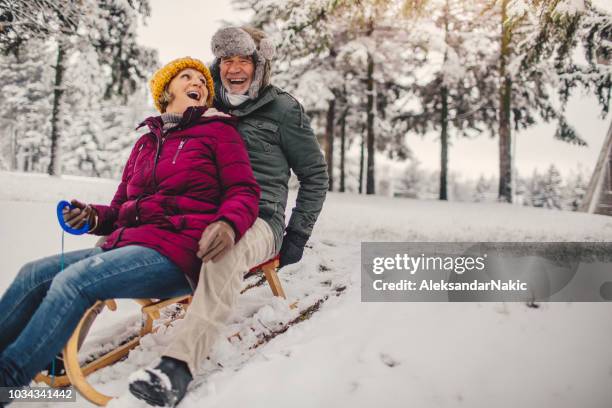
165, 68, 209, 114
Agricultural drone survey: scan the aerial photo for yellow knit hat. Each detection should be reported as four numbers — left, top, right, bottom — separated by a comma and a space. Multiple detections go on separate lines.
149, 57, 215, 112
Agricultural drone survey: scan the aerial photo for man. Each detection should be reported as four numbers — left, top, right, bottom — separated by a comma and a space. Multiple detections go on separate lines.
129, 26, 328, 407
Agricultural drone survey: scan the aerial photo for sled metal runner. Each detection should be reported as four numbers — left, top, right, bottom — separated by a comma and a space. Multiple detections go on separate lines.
34, 258, 286, 406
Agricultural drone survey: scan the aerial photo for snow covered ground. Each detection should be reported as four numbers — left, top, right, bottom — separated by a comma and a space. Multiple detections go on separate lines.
1, 170, 611, 408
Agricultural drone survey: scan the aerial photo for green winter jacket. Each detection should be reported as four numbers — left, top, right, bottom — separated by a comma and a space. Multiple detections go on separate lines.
213, 84, 329, 252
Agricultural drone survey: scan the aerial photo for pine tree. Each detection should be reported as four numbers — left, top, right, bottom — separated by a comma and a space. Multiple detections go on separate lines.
237, 0, 414, 195
101, 88, 155, 178
392, 0, 498, 200
60, 43, 108, 177
527, 169, 545, 207
563, 165, 590, 211
0, 0, 157, 176
0, 41, 54, 172
542, 164, 564, 209
396, 159, 425, 198
473, 174, 497, 202
233, 0, 611, 201
492, 0, 611, 202
527, 165, 564, 209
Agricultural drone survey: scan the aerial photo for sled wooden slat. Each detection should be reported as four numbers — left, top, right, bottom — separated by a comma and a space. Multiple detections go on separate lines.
78, 336, 142, 377
37, 258, 287, 406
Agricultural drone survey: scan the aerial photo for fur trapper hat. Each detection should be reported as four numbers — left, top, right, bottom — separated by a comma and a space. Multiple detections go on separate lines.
211, 26, 276, 99
149, 57, 215, 112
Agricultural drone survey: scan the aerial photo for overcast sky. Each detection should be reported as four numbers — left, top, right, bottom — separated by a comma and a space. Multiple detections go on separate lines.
137, 0, 611, 180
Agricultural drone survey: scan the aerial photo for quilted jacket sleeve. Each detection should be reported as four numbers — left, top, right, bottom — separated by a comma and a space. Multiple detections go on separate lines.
210, 122, 260, 241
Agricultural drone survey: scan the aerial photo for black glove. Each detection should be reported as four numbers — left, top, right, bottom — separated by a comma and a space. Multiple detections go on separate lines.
279, 230, 309, 268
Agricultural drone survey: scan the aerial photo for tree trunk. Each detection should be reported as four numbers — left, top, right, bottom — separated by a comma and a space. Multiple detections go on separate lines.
440, 86, 449, 200
11, 127, 17, 171
359, 130, 365, 194
366, 51, 375, 195
325, 99, 335, 192
24, 151, 31, 172
498, 0, 513, 202
440, 0, 450, 201
48, 42, 66, 176
339, 108, 347, 193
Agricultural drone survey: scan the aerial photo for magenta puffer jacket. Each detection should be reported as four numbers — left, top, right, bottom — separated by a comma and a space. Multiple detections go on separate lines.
91, 106, 260, 286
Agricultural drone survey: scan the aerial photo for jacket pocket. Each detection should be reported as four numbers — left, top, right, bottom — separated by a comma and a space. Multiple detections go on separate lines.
241, 119, 279, 153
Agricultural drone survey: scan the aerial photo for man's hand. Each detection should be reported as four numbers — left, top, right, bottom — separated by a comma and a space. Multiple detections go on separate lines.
279, 230, 309, 268
63, 199, 97, 230
197, 220, 236, 263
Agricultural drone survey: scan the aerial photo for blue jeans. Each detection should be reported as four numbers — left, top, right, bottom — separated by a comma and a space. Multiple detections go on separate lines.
0, 245, 192, 387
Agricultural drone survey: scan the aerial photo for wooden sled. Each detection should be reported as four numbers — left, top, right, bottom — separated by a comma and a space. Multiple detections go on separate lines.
35, 258, 285, 406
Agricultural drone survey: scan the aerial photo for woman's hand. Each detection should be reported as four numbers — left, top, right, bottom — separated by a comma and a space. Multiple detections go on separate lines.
63, 199, 97, 231
197, 220, 236, 262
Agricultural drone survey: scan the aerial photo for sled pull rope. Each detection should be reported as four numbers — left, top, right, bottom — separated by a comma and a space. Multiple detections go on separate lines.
49, 230, 65, 387
49, 201, 88, 386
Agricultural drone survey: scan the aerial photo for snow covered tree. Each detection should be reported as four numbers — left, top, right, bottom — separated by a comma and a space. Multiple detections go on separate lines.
0, 0, 157, 176
1, 0, 93, 175
527, 165, 564, 209
491, 0, 611, 203
396, 159, 425, 198
563, 165, 590, 211
94, 0, 157, 101
542, 164, 564, 209
0, 41, 54, 172
100, 87, 156, 178
234, 0, 610, 201
237, 0, 414, 194
60, 43, 109, 177
526, 169, 545, 207
517, 0, 610, 117
392, 0, 498, 200
473, 174, 497, 202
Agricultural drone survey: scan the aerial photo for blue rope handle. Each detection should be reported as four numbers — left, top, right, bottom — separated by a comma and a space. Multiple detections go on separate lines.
56, 200, 90, 235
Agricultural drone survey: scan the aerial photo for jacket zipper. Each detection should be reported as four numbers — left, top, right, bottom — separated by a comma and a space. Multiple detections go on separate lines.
152, 131, 166, 188
172, 139, 187, 164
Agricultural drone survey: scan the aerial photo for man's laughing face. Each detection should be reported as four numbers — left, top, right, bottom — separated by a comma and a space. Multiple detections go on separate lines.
220, 55, 255, 95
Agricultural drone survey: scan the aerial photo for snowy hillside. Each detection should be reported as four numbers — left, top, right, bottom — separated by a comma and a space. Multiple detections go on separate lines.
1, 171, 611, 408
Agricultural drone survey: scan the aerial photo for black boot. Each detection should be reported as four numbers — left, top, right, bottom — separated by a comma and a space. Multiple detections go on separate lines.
129, 356, 193, 407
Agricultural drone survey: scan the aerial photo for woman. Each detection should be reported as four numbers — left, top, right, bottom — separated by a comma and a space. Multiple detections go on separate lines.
0, 57, 260, 388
